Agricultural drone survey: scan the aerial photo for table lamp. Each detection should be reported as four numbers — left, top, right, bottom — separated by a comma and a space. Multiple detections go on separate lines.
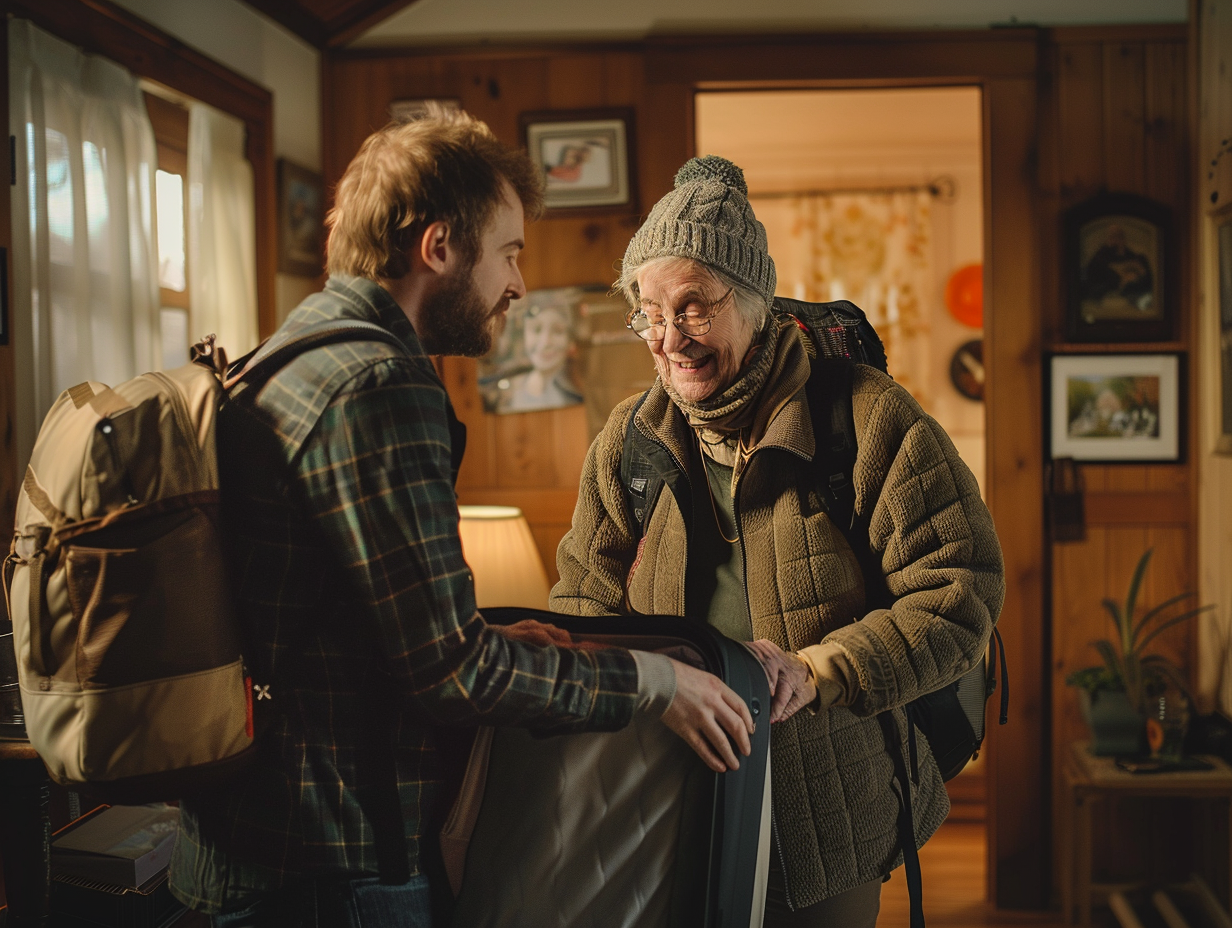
457, 505, 551, 610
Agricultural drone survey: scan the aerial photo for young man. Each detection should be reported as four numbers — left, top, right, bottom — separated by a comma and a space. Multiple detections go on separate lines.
170, 110, 754, 928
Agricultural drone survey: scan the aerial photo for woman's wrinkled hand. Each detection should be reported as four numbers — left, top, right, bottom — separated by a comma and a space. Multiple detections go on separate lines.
494, 619, 573, 647
746, 639, 817, 723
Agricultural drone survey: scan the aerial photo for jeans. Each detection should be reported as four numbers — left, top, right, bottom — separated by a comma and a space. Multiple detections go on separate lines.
210, 873, 440, 928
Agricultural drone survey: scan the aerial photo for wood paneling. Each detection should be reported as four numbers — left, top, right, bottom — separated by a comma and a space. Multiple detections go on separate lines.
1041, 27, 1197, 909
322, 26, 1197, 911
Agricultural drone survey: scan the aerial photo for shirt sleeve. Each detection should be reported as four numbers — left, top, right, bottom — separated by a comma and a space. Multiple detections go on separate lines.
293, 358, 639, 733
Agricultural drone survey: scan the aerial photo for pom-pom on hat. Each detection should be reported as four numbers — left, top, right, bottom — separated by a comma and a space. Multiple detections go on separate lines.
622, 155, 775, 306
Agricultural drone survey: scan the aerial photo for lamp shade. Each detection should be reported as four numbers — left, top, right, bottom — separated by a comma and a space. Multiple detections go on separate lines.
457, 506, 551, 610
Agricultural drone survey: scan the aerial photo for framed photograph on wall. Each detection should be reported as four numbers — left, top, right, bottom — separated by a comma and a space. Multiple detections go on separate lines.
277, 159, 324, 277
1049, 353, 1183, 463
1217, 206, 1232, 454
389, 98, 460, 123
520, 108, 636, 212
1064, 193, 1176, 343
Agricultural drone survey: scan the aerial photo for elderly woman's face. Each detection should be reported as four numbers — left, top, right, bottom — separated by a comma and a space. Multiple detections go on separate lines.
636, 261, 756, 404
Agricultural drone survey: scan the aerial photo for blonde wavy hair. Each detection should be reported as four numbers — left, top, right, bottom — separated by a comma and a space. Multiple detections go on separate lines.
326, 105, 544, 279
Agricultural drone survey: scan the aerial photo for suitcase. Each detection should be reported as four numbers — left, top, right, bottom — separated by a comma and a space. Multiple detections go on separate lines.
444, 610, 773, 928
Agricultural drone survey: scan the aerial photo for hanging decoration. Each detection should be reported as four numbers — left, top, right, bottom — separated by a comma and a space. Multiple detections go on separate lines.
945, 263, 984, 328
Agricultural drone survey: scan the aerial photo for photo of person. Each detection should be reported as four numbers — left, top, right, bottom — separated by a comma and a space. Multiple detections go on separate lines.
542, 137, 611, 190
480, 288, 585, 414
1078, 216, 1161, 322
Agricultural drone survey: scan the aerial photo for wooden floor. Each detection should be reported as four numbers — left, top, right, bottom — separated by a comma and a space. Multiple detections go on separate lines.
877, 822, 1064, 928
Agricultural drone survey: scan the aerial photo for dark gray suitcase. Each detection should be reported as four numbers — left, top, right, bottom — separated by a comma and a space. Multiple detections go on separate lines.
445, 610, 773, 928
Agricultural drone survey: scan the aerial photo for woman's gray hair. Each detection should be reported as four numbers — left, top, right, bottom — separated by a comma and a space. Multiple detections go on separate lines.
616, 255, 771, 332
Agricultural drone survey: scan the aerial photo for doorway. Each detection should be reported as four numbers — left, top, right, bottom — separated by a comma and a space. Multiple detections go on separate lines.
695, 86, 1003, 925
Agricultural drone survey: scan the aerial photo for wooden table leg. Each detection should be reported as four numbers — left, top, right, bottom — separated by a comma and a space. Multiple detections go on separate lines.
1077, 791, 1093, 928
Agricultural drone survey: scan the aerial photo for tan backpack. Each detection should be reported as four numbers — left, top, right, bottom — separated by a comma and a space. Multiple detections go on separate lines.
3, 320, 403, 802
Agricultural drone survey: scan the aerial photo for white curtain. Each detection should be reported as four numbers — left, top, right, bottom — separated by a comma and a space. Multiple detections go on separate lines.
9, 18, 159, 470
188, 103, 257, 359
758, 190, 934, 407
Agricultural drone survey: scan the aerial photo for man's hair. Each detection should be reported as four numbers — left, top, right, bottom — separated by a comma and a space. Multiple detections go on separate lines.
327, 106, 544, 279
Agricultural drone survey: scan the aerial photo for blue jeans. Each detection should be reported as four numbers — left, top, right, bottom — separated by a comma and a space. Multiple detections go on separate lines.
210, 873, 440, 928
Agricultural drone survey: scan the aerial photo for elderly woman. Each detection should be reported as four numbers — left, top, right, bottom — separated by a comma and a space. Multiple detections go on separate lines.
550, 155, 1005, 927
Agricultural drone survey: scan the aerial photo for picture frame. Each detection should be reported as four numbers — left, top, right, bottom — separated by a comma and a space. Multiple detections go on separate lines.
1217, 205, 1232, 454
1049, 353, 1184, 463
389, 98, 461, 123
1063, 193, 1176, 343
519, 108, 636, 213
277, 159, 324, 277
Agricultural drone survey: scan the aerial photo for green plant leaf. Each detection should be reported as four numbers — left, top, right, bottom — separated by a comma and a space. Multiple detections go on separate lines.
1137, 604, 1217, 654
1102, 598, 1123, 634
1130, 590, 1196, 648
1122, 548, 1153, 650
1092, 639, 1124, 682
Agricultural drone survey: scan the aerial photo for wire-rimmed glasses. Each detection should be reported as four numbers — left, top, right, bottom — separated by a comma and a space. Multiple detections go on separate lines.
625, 287, 735, 340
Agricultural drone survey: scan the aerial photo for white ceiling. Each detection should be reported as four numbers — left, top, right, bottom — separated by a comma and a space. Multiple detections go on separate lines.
354, 0, 1186, 47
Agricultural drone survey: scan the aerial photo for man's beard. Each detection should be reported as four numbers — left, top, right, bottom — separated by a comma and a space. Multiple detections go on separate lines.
417, 264, 509, 358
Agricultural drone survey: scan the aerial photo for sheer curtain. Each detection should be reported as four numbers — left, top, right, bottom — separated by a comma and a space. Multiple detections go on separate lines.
8, 17, 159, 471
758, 190, 934, 406
188, 103, 257, 359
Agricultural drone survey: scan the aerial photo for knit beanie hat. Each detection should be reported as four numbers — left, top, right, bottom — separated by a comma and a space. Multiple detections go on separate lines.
622, 155, 776, 306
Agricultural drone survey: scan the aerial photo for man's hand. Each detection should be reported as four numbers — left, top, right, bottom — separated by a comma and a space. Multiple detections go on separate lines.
661, 659, 755, 773
494, 619, 573, 647
746, 639, 817, 723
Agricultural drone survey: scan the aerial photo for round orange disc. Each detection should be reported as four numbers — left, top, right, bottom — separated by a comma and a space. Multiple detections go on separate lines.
945, 263, 984, 329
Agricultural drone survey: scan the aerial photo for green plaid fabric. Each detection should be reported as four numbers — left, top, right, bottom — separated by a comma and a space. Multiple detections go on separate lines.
170, 276, 638, 913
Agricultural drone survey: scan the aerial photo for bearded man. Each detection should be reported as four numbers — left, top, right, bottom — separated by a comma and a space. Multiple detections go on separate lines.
170, 109, 755, 928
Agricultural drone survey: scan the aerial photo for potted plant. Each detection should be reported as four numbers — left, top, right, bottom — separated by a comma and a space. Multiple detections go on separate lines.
1066, 548, 1214, 756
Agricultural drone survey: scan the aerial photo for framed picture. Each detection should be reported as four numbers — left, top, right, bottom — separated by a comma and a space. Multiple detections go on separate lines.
277, 159, 324, 277
1217, 206, 1232, 454
1064, 193, 1175, 343
389, 98, 460, 123
479, 287, 588, 415
520, 108, 636, 212
1049, 353, 1183, 463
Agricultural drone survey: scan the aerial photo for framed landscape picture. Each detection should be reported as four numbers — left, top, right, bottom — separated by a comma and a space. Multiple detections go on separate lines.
1064, 194, 1175, 343
520, 108, 635, 212
277, 159, 323, 277
1049, 353, 1183, 463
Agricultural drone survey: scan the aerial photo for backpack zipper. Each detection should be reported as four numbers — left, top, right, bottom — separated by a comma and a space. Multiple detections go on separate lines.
149, 370, 204, 486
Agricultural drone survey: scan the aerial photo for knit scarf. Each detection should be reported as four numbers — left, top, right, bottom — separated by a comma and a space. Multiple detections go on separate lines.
664, 316, 813, 469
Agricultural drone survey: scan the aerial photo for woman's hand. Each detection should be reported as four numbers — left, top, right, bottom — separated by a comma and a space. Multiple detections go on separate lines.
494, 619, 573, 647
747, 639, 817, 723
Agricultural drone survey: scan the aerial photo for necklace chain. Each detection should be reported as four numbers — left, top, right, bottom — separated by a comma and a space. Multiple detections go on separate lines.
697, 432, 740, 544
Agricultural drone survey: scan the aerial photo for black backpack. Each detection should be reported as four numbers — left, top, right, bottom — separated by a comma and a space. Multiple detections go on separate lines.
619, 296, 1008, 928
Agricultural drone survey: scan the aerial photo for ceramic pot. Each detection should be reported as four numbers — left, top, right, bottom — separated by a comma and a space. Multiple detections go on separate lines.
1079, 688, 1145, 756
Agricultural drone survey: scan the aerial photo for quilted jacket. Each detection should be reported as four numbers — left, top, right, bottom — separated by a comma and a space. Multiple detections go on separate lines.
551, 348, 1005, 909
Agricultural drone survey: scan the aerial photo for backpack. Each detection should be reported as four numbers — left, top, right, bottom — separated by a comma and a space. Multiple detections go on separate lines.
3, 319, 404, 803
619, 296, 1008, 928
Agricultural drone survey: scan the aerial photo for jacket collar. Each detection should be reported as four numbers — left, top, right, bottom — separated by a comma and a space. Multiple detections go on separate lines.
323, 274, 424, 359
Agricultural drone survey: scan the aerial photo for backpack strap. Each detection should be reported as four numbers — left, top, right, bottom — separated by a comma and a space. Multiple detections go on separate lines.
620, 392, 665, 536
220, 319, 408, 391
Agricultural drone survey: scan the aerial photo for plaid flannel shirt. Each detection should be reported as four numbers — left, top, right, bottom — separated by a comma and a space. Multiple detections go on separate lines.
170, 276, 639, 913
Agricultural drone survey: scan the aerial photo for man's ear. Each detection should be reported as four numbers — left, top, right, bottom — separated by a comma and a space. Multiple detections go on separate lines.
417, 220, 454, 274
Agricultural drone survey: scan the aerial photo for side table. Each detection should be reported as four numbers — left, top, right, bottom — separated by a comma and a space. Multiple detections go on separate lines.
1060, 741, 1232, 927
0, 740, 50, 927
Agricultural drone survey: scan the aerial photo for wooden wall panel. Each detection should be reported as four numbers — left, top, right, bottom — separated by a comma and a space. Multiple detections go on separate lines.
322, 27, 1196, 910
1043, 28, 1198, 905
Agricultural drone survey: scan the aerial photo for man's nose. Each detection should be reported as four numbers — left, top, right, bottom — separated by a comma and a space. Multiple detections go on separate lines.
509, 264, 527, 300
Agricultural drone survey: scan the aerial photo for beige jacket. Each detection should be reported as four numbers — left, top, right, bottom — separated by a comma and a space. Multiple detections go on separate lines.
551, 361, 1005, 908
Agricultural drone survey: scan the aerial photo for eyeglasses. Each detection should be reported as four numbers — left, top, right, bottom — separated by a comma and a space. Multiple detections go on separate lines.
625, 288, 735, 340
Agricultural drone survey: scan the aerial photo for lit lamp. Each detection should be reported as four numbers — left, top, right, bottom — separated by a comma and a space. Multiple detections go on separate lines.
457, 505, 551, 610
